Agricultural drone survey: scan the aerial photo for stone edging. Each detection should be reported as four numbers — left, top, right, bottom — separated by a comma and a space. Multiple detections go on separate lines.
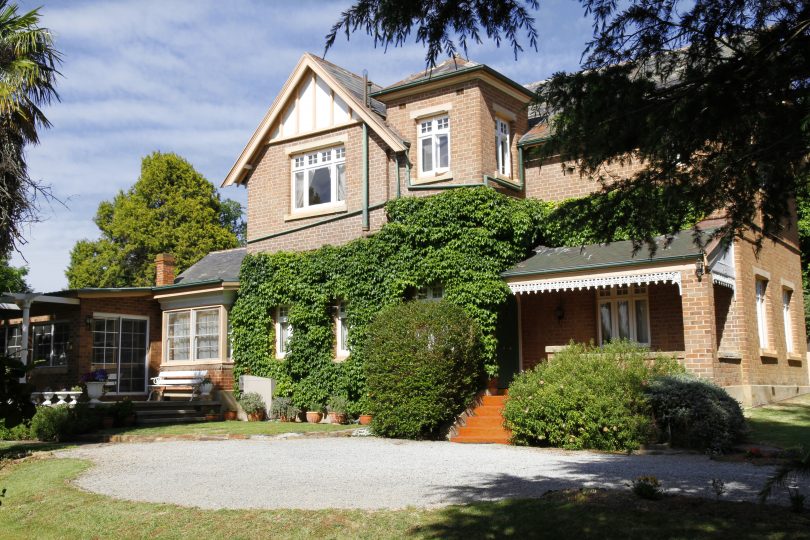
75, 427, 361, 444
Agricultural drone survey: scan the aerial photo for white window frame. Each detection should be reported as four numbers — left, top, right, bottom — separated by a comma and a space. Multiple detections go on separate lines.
276, 306, 292, 359
91, 312, 150, 395
756, 279, 768, 350
336, 303, 349, 359
291, 145, 346, 212
418, 115, 450, 176
596, 285, 651, 346
163, 306, 224, 363
31, 320, 71, 368
495, 117, 511, 177
1, 324, 22, 359
416, 284, 444, 302
783, 288, 794, 354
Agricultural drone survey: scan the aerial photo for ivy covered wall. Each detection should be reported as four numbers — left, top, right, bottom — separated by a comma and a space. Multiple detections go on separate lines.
229, 187, 635, 410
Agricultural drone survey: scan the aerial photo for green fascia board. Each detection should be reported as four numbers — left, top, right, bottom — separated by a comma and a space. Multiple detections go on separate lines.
152, 278, 227, 291
371, 64, 535, 99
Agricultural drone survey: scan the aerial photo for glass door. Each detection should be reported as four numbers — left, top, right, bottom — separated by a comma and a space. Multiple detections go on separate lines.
92, 316, 149, 394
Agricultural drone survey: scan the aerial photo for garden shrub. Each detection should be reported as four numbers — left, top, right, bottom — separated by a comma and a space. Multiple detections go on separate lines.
645, 374, 745, 452
365, 300, 483, 439
30, 406, 74, 442
503, 341, 683, 451
0, 423, 30, 441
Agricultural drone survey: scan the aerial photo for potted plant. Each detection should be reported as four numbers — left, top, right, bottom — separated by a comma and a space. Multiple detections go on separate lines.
326, 395, 349, 424
81, 369, 108, 404
111, 399, 136, 427
223, 409, 237, 421
200, 377, 214, 398
238, 392, 266, 421
358, 394, 373, 425
270, 396, 299, 422
305, 400, 324, 423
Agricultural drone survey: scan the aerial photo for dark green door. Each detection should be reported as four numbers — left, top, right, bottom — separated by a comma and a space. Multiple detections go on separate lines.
496, 295, 520, 389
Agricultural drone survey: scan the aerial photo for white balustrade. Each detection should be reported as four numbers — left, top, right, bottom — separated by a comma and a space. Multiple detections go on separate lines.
30, 391, 84, 407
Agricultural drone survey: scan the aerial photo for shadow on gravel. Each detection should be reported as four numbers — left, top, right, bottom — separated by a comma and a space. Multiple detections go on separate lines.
408, 489, 810, 540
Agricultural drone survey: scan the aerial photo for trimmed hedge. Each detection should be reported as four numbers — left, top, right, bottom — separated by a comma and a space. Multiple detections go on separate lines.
645, 374, 745, 452
503, 341, 683, 451
364, 300, 483, 439
29, 404, 102, 442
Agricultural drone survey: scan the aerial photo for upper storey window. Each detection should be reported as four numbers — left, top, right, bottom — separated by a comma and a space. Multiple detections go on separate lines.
419, 116, 450, 176
495, 118, 511, 177
292, 146, 346, 211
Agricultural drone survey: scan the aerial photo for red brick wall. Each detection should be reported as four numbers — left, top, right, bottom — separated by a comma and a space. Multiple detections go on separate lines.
648, 283, 685, 352
523, 154, 645, 202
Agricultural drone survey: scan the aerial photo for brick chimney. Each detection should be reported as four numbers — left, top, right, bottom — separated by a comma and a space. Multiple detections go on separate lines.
155, 253, 176, 286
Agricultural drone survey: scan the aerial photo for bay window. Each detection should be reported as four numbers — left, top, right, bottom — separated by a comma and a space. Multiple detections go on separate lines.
418, 116, 450, 176
165, 307, 222, 362
597, 286, 650, 345
292, 146, 346, 210
495, 118, 511, 177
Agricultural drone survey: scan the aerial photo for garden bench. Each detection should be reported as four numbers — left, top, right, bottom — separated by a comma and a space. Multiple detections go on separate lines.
148, 370, 208, 401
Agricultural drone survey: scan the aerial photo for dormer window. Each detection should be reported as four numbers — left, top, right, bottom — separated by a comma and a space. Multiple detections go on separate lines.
419, 116, 450, 176
292, 146, 346, 211
495, 118, 511, 177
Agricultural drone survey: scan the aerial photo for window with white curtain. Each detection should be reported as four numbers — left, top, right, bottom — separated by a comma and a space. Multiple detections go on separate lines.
783, 288, 794, 354
597, 285, 650, 345
165, 307, 222, 362
276, 306, 292, 358
756, 279, 768, 350
291, 146, 346, 211
495, 118, 511, 177
418, 116, 450, 176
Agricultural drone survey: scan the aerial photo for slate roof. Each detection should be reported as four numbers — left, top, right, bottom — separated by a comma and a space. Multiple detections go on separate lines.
173, 247, 246, 285
502, 230, 710, 278
310, 55, 388, 118
383, 56, 480, 89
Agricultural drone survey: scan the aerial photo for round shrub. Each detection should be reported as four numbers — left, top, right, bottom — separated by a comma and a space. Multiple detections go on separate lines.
365, 300, 483, 439
30, 406, 75, 442
503, 341, 683, 451
645, 374, 745, 452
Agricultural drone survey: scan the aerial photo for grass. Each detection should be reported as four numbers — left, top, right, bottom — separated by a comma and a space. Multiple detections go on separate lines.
746, 393, 810, 450
97, 420, 356, 438
0, 452, 808, 539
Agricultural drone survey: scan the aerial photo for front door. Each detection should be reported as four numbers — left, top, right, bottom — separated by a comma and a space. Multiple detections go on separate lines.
91, 316, 149, 394
496, 295, 520, 389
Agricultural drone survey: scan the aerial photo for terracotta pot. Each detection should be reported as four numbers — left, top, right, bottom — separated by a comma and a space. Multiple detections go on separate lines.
358, 414, 372, 426
223, 410, 237, 421
327, 412, 347, 424
102, 416, 115, 429
205, 413, 221, 422
247, 410, 265, 422
305, 411, 323, 423
278, 415, 289, 423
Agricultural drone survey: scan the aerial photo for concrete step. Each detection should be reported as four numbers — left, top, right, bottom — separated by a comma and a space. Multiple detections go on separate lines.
133, 400, 220, 409
138, 416, 209, 425
136, 409, 206, 417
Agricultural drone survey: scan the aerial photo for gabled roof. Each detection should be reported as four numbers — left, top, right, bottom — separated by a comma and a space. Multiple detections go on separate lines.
222, 53, 407, 187
384, 56, 481, 89
172, 247, 246, 286
502, 229, 713, 278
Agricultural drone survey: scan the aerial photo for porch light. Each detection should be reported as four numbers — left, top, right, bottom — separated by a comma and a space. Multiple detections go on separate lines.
554, 304, 565, 322
85, 316, 94, 329
695, 255, 705, 281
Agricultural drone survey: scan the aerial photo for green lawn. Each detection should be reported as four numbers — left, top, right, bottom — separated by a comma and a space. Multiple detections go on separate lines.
0, 452, 808, 539
746, 393, 810, 450
98, 419, 355, 438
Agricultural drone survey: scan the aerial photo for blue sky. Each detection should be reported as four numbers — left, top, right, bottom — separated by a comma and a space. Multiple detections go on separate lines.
13, 0, 593, 292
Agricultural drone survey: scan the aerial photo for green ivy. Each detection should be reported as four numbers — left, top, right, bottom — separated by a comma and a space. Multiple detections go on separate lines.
230, 187, 648, 410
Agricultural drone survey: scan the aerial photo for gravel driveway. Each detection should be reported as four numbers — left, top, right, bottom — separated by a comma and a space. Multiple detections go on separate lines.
59, 438, 778, 510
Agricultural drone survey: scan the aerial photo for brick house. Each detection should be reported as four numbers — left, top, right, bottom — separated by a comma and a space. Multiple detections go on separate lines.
4, 53, 807, 407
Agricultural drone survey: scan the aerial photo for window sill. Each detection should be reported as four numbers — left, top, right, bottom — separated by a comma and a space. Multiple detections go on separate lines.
285, 202, 348, 222
334, 354, 349, 363
759, 349, 778, 359
413, 172, 453, 185
787, 353, 804, 362
161, 360, 234, 367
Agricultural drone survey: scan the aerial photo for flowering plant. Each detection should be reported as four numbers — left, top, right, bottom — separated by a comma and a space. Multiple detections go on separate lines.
81, 369, 108, 383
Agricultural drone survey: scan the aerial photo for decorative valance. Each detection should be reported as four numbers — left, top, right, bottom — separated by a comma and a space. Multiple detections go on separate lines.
508, 270, 683, 295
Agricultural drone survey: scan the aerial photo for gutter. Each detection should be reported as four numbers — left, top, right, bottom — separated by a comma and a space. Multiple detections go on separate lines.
501, 254, 697, 278
362, 123, 370, 230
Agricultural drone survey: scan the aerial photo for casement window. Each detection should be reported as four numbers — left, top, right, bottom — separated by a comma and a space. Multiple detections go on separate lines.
336, 303, 349, 357
1, 325, 22, 358
292, 146, 346, 210
276, 306, 292, 358
418, 116, 450, 176
783, 288, 794, 354
755, 279, 768, 350
597, 286, 650, 345
92, 316, 149, 393
495, 118, 511, 177
416, 284, 444, 302
165, 307, 222, 362
31, 321, 70, 368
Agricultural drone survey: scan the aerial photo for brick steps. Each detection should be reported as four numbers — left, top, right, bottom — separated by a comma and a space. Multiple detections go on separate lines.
133, 400, 220, 425
450, 394, 511, 445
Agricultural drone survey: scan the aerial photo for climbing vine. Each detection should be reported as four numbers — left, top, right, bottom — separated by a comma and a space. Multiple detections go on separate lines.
230, 186, 685, 411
